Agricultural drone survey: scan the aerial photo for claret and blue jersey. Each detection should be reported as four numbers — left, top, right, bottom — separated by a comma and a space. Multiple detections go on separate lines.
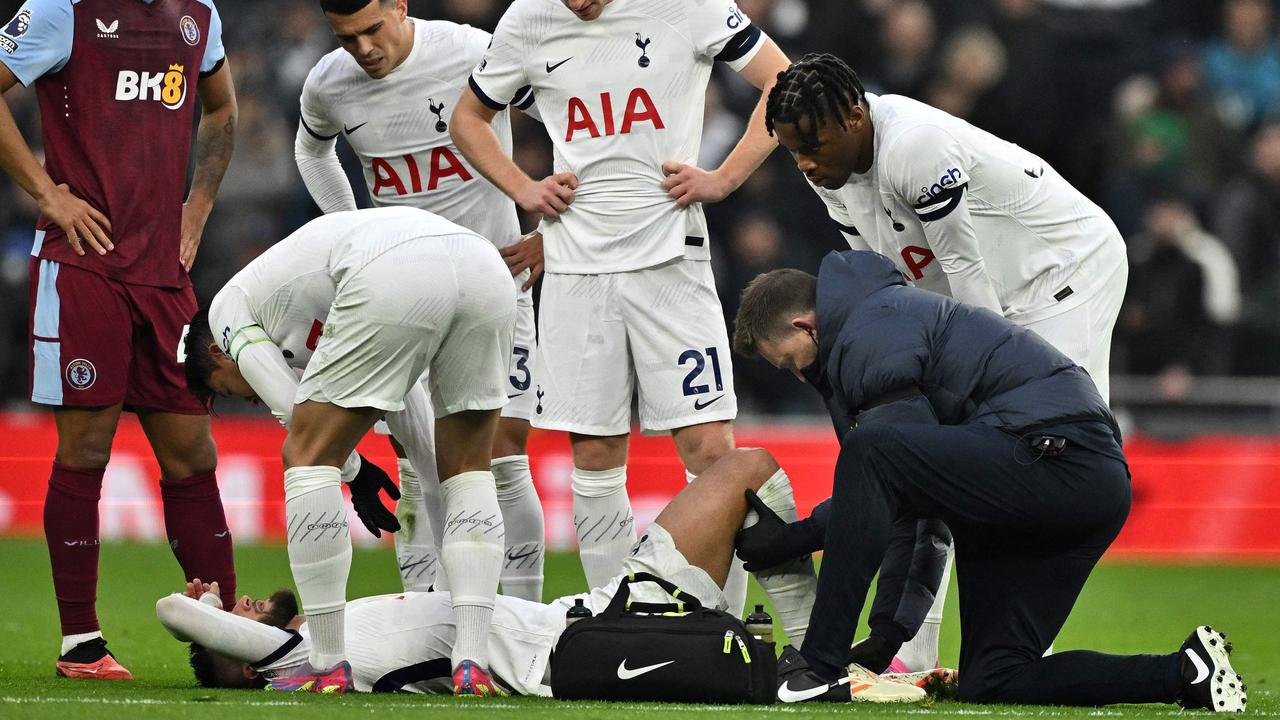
1, 0, 226, 288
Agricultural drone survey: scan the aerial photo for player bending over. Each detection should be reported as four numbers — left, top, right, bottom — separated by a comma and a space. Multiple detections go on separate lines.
158, 448, 925, 701
184, 206, 512, 695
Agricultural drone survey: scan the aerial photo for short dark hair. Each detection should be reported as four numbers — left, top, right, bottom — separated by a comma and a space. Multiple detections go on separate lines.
765, 53, 867, 145
189, 643, 267, 689
732, 269, 817, 358
319, 0, 393, 15
183, 307, 219, 409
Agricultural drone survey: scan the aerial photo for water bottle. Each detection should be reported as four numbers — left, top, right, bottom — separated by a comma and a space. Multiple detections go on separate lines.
565, 597, 593, 626
744, 603, 774, 645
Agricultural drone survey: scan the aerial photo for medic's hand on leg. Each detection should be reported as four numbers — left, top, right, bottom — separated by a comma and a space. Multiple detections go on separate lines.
734, 490, 826, 571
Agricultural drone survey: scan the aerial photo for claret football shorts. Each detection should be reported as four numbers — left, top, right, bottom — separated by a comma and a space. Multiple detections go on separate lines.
28, 257, 206, 414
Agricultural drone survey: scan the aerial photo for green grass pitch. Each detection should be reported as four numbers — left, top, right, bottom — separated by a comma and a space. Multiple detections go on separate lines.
0, 538, 1275, 718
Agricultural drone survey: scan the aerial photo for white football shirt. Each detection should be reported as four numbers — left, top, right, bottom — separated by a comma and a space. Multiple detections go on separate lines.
813, 93, 1125, 321
158, 591, 562, 696
470, 0, 765, 274
299, 19, 527, 250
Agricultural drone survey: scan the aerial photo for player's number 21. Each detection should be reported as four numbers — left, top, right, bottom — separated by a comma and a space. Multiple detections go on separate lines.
679, 347, 724, 396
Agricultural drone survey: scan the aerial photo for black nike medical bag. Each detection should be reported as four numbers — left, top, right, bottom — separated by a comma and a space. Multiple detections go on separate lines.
550, 572, 776, 704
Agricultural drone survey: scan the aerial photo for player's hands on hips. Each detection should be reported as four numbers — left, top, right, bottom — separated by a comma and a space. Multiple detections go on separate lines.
500, 231, 544, 291
735, 489, 809, 571
184, 578, 223, 608
349, 454, 402, 537
180, 201, 211, 272
661, 161, 733, 207
39, 183, 113, 257
515, 173, 578, 219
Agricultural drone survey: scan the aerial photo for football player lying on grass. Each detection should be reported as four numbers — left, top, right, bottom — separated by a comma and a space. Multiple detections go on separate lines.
157, 448, 941, 700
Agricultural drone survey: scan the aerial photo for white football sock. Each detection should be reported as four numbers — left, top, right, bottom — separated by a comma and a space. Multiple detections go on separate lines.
493, 455, 545, 601
572, 466, 635, 589
897, 543, 952, 671
745, 468, 817, 647
61, 630, 103, 656
384, 383, 448, 592
393, 459, 438, 592
285, 465, 351, 670
440, 471, 503, 668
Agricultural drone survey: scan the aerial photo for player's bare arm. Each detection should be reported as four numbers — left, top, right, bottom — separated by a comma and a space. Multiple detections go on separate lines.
451, 89, 578, 219
661, 38, 790, 208
182, 61, 238, 272
500, 230, 543, 291
0, 62, 113, 257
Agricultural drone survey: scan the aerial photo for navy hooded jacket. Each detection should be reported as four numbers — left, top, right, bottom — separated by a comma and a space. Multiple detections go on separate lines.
807, 250, 1121, 450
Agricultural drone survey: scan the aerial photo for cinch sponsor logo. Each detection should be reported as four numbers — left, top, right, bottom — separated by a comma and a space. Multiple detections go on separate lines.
114, 64, 187, 110
726, 5, 745, 28
915, 167, 964, 205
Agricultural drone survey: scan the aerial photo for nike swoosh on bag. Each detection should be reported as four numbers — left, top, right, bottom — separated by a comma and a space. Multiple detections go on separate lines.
616, 659, 674, 680
1185, 648, 1210, 685
694, 394, 724, 410
777, 676, 850, 703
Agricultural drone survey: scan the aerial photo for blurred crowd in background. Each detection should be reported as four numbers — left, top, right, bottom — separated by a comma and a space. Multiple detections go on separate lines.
1, 0, 1278, 415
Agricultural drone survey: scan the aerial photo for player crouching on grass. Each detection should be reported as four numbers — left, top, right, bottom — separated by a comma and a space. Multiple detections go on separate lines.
156, 448, 933, 702
731, 251, 1246, 711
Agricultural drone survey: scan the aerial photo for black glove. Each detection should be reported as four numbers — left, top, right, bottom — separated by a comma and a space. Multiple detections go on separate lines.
846, 624, 908, 674
734, 489, 822, 572
348, 454, 401, 537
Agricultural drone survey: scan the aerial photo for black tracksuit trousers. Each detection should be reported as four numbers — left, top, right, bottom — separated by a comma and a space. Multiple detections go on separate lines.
800, 421, 1183, 705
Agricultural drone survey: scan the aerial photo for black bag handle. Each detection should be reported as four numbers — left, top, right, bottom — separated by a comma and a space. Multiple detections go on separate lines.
600, 571, 704, 619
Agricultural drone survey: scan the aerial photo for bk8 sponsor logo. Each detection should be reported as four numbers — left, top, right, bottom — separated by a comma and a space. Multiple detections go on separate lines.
114, 64, 187, 110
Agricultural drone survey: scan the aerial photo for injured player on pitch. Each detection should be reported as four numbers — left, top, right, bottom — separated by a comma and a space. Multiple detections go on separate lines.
156, 448, 929, 700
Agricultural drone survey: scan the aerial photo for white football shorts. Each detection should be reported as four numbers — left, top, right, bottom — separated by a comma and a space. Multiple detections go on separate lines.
296, 234, 515, 416
1014, 242, 1128, 404
532, 258, 737, 435
551, 522, 728, 615
502, 289, 537, 421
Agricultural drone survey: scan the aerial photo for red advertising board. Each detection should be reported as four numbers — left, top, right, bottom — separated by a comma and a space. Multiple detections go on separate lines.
0, 412, 1276, 560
